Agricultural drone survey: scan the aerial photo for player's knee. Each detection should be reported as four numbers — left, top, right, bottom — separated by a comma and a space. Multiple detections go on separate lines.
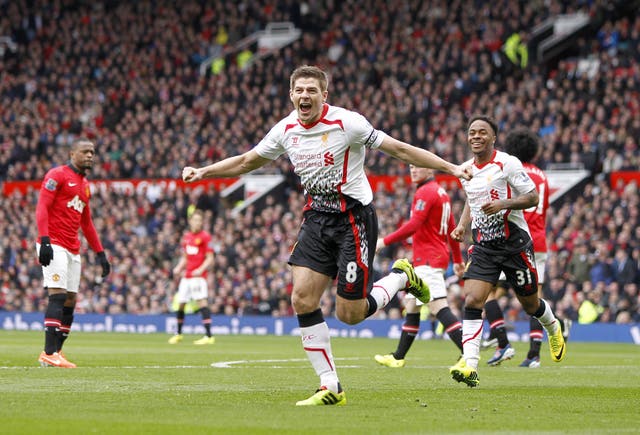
291, 293, 315, 315
429, 298, 447, 313
336, 311, 361, 325
65, 292, 77, 305
521, 300, 538, 315
335, 305, 364, 325
465, 292, 486, 309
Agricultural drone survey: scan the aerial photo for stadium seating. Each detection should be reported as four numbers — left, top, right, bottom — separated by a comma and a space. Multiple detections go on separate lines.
0, 1, 637, 323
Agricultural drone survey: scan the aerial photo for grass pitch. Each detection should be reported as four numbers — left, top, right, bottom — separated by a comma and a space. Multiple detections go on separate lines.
1, 330, 638, 434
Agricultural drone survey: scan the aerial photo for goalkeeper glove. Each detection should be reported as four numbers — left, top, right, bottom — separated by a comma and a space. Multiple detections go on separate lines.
38, 236, 53, 266
97, 251, 111, 277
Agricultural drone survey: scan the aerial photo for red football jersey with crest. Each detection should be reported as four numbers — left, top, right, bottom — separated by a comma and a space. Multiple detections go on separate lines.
523, 162, 549, 253
36, 165, 103, 254
383, 179, 463, 269
181, 230, 213, 278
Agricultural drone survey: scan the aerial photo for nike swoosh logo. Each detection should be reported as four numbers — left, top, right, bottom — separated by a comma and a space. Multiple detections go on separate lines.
554, 343, 565, 360
68, 183, 77, 187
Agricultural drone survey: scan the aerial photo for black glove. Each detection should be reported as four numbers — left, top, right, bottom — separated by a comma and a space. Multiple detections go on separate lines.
97, 251, 111, 277
39, 236, 53, 266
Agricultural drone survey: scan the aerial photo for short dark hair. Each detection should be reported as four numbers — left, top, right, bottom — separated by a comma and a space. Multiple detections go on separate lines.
503, 128, 540, 163
71, 138, 93, 150
290, 65, 329, 92
467, 114, 498, 137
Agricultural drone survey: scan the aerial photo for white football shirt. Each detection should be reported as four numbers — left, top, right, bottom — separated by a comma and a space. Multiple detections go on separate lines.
461, 149, 535, 244
254, 104, 386, 212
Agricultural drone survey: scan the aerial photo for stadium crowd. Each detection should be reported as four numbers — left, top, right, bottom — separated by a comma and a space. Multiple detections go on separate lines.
1, 0, 639, 324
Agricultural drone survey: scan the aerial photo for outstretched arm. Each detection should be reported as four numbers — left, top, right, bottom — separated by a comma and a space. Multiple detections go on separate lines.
378, 136, 472, 180
182, 149, 272, 182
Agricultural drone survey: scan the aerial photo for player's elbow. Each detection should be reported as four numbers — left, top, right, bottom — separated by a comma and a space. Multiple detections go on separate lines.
238, 151, 268, 174
525, 190, 539, 209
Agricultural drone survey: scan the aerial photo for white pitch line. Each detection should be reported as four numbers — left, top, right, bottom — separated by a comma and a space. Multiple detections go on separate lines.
211, 356, 368, 368
211, 358, 307, 368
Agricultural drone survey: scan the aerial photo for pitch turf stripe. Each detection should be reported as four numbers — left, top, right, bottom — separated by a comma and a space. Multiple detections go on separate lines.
0, 357, 361, 370
2, 360, 638, 370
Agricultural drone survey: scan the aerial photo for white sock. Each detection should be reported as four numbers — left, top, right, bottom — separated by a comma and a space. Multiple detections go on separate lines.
535, 299, 560, 335
369, 272, 406, 310
300, 321, 339, 393
462, 318, 483, 369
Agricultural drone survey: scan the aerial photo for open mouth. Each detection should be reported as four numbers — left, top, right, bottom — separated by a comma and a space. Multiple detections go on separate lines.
299, 102, 312, 114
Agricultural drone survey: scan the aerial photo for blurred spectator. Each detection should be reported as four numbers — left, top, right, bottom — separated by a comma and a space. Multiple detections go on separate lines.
612, 248, 637, 285
578, 285, 604, 324
0, 0, 638, 325
602, 148, 624, 174
503, 32, 528, 69
566, 241, 592, 285
590, 245, 615, 286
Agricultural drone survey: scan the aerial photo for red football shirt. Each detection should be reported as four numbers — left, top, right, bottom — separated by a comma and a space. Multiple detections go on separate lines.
383, 179, 463, 269
181, 230, 213, 278
523, 163, 549, 253
36, 165, 103, 255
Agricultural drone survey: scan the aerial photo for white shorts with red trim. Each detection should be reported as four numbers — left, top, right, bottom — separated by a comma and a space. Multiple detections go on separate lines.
36, 243, 81, 292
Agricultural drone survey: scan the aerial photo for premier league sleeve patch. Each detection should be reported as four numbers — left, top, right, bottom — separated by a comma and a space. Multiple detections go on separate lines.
44, 178, 58, 191
517, 171, 531, 182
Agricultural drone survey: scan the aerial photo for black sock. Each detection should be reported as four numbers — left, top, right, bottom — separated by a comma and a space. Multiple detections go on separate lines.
464, 307, 484, 320
528, 317, 543, 359
394, 312, 420, 359
200, 307, 212, 337
486, 327, 497, 340
484, 299, 509, 348
297, 308, 324, 327
436, 306, 463, 352
58, 306, 74, 352
365, 294, 378, 318
533, 298, 547, 318
176, 310, 185, 334
44, 294, 66, 355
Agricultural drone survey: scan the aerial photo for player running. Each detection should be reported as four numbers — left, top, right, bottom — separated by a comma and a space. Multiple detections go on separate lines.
449, 115, 565, 387
482, 128, 572, 368
183, 65, 472, 405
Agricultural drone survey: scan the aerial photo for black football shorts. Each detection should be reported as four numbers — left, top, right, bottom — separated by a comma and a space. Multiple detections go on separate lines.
463, 241, 538, 297
289, 203, 377, 300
